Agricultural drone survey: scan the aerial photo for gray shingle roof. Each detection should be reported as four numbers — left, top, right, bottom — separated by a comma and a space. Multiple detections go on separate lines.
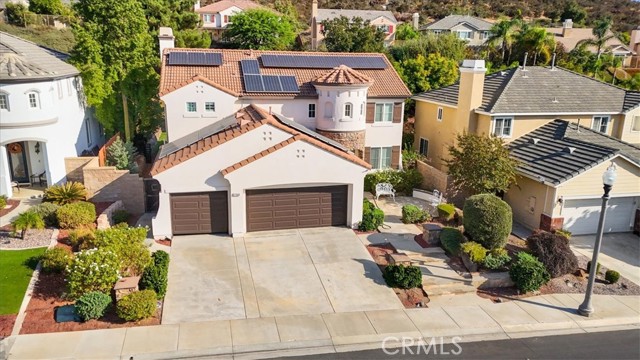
423, 15, 493, 31
316, 9, 397, 24
508, 120, 640, 186
414, 66, 640, 115
0, 31, 78, 81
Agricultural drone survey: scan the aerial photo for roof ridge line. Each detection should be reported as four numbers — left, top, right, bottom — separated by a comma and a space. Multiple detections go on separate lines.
486, 66, 521, 113
560, 119, 640, 152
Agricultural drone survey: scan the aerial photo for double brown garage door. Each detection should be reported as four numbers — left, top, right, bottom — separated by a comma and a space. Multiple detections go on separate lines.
246, 185, 348, 232
171, 192, 228, 235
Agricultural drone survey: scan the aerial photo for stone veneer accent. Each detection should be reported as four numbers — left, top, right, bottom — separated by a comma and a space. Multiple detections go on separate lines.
315, 129, 365, 158
540, 213, 564, 232
96, 200, 125, 230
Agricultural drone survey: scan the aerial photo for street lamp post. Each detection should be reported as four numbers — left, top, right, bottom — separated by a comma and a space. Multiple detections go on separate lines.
578, 164, 617, 317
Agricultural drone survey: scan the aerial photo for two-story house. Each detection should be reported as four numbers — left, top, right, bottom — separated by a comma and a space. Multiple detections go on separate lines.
413, 60, 640, 235
0, 32, 103, 199
195, 0, 264, 41
421, 15, 493, 46
150, 29, 410, 238
310, 0, 398, 50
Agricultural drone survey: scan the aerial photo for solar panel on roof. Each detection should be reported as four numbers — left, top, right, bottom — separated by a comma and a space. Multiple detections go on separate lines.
243, 74, 264, 92
168, 52, 222, 66
240, 59, 260, 74
262, 75, 283, 92
260, 54, 387, 69
158, 114, 238, 158
279, 76, 299, 92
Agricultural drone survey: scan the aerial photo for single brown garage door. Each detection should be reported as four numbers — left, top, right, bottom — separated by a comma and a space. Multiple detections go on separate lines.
246, 186, 348, 232
171, 191, 228, 235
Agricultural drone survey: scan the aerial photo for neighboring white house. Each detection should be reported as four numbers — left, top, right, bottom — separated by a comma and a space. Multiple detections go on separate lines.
422, 15, 493, 46
195, 0, 265, 40
0, 32, 102, 198
151, 30, 410, 238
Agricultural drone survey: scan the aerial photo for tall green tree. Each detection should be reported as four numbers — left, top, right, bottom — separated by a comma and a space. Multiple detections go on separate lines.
395, 23, 420, 41
560, 0, 587, 25
389, 32, 466, 63
322, 16, 386, 53
29, 0, 64, 15
274, 0, 302, 30
486, 18, 519, 64
519, 26, 555, 65
394, 53, 458, 93
576, 18, 616, 62
223, 9, 295, 50
445, 133, 519, 195
140, 0, 210, 49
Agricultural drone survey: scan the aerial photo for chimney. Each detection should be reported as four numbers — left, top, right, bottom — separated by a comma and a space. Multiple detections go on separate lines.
562, 19, 573, 37
412, 13, 420, 30
158, 27, 175, 58
311, 0, 319, 50
456, 60, 487, 133
193, 0, 200, 11
631, 26, 640, 53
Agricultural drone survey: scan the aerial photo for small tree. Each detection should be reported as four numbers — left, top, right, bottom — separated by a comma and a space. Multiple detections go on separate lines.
223, 9, 296, 50
12, 211, 45, 239
106, 137, 137, 172
445, 133, 519, 196
395, 23, 420, 40
322, 16, 386, 53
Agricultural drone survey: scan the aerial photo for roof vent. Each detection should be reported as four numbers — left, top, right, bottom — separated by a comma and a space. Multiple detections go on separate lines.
529, 138, 541, 144
563, 147, 576, 154
552, 97, 559, 103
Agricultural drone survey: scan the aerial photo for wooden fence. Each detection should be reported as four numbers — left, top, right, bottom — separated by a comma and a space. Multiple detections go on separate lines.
98, 133, 121, 167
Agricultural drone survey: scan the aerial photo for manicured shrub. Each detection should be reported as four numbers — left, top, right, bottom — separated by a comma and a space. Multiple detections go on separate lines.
56, 202, 96, 229
67, 248, 120, 299
483, 248, 511, 270
460, 241, 488, 263
383, 264, 422, 289
509, 252, 550, 293
553, 228, 572, 241
112, 210, 130, 225
43, 182, 87, 205
116, 290, 157, 321
526, 230, 578, 278
605, 270, 620, 284
31, 202, 60, 227
364, 168, 423, 195
0, 195, 7, 209
436, 203, 455, 221
587, 261, 602, 274
69, 228, 96, 250
92, 226, 151, 276
75, 291, 112, 321
140, 251, 170, 298
440, 227, 465, 256
359, 199, 384, 231
11, 211, 45, 239
41, 247, 72, 274
401, 204, 429, 224
462, 194, 512, 250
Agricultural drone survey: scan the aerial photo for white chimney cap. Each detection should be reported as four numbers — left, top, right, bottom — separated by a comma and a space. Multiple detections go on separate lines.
159, 27, 174, 37
460, 59, 487, 72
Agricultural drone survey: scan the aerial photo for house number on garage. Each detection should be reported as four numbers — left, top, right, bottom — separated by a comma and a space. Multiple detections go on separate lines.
231, 193, 240, 197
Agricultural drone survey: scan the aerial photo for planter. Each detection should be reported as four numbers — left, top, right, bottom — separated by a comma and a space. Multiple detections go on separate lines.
422, 223, 443, 246
460, 252, 478, 273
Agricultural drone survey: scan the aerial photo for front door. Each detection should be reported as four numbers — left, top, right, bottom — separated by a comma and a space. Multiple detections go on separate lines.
6, 142, 29, 183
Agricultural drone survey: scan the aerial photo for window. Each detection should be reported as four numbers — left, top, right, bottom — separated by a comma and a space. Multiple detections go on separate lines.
344, 103, 353, 117
67, 78, 72, 96
492, 117, 513, 137
308, 103, 316, 118
85, 118, 92, 145
224, 15, 229, 23
632, 116, 640, 132
437, 107, 443, 121
186, 102, 197, 112
0, 94, 8, 110
377, 24, 390, 33
592, 115, 610, 133
374, 103, 393, 122
480, 31, 490, 40
419, 138, 429, 156
433, 30, 442, 35
457, 30, 472, 40
370, 147, 392, 169
205, 102, 215, 112
361, 103, 364, 115
27, 92, 39, 109
324, 101, 333, 118
203, 14, 212, 23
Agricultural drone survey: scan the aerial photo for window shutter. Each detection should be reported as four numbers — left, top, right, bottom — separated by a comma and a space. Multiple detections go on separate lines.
391, 146, 400, 169
388, 25, 394, 33
364, 147, 371, 164
366, 103, 375, 123
392, 103, 402, 123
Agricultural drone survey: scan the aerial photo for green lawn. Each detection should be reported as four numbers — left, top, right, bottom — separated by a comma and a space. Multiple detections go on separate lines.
0, 248, 47, 315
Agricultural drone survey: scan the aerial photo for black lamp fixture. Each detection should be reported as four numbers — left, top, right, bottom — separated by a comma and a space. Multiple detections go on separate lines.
34, 142, 40, 154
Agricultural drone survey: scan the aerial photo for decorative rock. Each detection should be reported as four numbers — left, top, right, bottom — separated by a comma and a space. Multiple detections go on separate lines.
113, 276, 140, 301
387, 252, 413, 266
423, 223, 443, 246
475, 271, 515, 289
460, 252, 478, 273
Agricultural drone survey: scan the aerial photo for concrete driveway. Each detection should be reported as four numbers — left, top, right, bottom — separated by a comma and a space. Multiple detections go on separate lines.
571, 233, 640, 285
162, 227, 402, 324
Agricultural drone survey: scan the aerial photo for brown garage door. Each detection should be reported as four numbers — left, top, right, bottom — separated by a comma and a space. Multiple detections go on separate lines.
171, 191, 228, 235
246, 186, 348, 232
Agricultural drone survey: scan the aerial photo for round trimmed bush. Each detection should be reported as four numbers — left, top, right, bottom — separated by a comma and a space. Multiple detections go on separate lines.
116, 290, 157, 321
401, 204, 429, 224
56, 201, 96, 229
440, 227, 465, 256
359, 199, 384, 231
75, 291, 112, 321
31, 202, 60, 227
436, 203, 455, 220
462, 194, 512, 250
383, 264, 422, 289
41, 247, 73, 274
509, 252, 550, 293
605, 270, 620, 284
483, 248, 511, 270
526, 230, 578, 278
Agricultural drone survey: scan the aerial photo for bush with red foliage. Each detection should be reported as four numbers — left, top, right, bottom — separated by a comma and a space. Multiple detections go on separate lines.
526, 230, 578, 278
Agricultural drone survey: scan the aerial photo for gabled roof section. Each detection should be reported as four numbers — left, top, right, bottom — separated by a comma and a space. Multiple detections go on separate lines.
545, 27, 631, 54
508, 120, 640, 186
316, 9, 397, 24
623, 91, 640, 113
159, 74, 240, 97
196, 0, 263, 14
312, 65, 373, 85
150, 104, 370, 175
423, 15, 493, 31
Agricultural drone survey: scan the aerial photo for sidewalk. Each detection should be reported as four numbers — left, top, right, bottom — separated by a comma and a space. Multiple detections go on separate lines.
2, 294, 639, 359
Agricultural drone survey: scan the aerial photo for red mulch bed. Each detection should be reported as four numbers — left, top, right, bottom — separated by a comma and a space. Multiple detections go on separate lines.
20, 272, 161, 334
0, 199, 21, 218
0, 314, 17, 339
155, 239, 171, 247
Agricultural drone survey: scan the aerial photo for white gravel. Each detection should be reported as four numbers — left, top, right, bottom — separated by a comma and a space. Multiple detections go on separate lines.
0, 229, 54, 249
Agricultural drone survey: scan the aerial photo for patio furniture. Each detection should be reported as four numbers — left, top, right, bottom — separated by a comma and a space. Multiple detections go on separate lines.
11, 181, 20, 193
375, 183, 396, 201
30, 171, 47, 186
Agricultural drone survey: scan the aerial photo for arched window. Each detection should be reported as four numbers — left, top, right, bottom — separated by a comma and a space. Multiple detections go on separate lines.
344, 103, 353, 117
26, 91, 40, 109
324, 101, 333, 118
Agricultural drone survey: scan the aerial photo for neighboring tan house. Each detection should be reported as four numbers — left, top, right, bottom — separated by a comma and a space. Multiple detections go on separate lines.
546, 19, 635, 67
421, 15, 493, 46
412, 60, 640, 171
195, 0, 264, 41
627, 26, 640, 68
310, 0, 398, 50
151, 29, 410, 238
0, 32, 103, 199
505, 119, 640, 235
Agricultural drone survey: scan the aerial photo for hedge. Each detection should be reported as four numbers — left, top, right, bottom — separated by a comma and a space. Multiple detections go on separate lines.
462, 194, 512, 250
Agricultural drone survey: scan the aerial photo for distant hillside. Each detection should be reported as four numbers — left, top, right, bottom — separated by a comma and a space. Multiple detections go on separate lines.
0, 23, 75, 53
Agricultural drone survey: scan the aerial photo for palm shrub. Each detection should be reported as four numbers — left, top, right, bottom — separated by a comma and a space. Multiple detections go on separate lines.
116, 290, 157, 321
460, 241, 488, 263
401, 204, 429, 224
509, 252, 550, 293
41, 247, 73, 274
440, 227, 465, 256
383, 265, 422, 289
75, 291, 112, 321
31, 202, 60, 227
436, 203, 456, 220
12, 211, 45, 239
526, 230, 578, 278
359, 199, 384, 231
140, 251, 170, 298
463, 194, 512, 250
67, 248, 120, 299
56, 202, 96, 229
43, 182, 87, 205
483, 248, 511, 270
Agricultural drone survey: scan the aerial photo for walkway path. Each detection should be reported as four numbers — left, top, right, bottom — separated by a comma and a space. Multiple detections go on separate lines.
0, 198, 41, 228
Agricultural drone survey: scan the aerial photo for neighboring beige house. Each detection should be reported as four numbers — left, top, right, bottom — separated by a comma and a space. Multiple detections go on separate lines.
421, 15, 493, 46
546, 19, 635, 67
195, 0, 265, 41
505, 120, 639, 235
627, 26, 640, 68
310, 0, 398, 50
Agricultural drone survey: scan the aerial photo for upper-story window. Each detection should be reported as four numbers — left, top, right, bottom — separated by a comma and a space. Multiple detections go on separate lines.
308, 104, 316, 118
27, 92, 39, 109
592, 115, 610, 133
0, 93, 9, 110
433, 30, 442, 35
377, 24, 390, 33
324, 102, 333, 118
205, 102, 215, 112
492, 117, 513, 137
186, 102, 197, 112
344, 103, 353, 117
203, 14, 212, 23
224, 15, 229, 23
457, 30, 472, 40
437, 107, 443, 121
374, 103, 393, 122
632, 116, 640, 132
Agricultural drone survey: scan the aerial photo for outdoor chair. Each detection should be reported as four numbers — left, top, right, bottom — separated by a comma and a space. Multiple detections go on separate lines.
375, 183, 396, 201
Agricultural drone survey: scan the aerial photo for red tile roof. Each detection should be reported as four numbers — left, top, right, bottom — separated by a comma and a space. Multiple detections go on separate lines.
196, 0, 264, 14
312, 65, 373, 86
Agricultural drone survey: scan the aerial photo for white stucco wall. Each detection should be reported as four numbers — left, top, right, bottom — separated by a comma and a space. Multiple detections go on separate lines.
365, 99, 404, 148
315, 84, 368, 132
238, 99, 317, 130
